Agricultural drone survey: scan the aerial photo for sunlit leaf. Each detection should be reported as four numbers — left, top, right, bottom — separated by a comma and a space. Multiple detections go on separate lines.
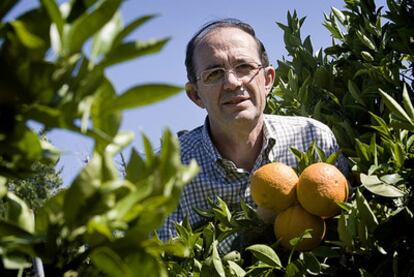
10, 20, 44, 48
64, 0, 122, 55
246, 244, 282, 268
402, 83, 414, 119
90, 247, 131, 277
212, 240, 226, 277
109, 84, 182, 111
91, 11, 122, 61
379, 89, 413, 124
5, 192, 34, 233
40, 0, 64, 38
301, 252, 321, 275
100, 38, 169, 67
111, 14, 158, 49
360, 174, 405, 197
227, 260, 246, 277
356, 189, 378, 232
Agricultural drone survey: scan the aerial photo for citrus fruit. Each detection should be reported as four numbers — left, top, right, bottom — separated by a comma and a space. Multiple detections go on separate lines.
250, 162, 298, 212
274, 205, 326, 251
297, 162, 348, 218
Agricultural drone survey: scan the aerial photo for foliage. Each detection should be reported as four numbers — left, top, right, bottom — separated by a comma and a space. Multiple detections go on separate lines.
3, 157, 63, 212
0, 0, 197, 275
265, 0, 414, 275
164, 0, 414, 276
1, 0, 413, 276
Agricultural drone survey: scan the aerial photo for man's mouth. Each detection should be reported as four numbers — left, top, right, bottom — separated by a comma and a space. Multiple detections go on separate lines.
223, 96, 250, 105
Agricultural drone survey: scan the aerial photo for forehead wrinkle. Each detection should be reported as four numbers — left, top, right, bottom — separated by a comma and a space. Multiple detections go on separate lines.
194, 28, 260, 71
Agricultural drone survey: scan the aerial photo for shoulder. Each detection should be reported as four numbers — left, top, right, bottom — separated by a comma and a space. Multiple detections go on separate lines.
176, 125, 204, 159
264, 114, 333, 134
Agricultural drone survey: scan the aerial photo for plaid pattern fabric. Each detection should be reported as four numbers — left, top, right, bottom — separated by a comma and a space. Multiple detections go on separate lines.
158, 114, 348, 252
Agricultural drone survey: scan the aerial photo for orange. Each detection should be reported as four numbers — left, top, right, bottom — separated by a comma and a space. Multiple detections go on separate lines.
274, 205, 326, 251
250, 162, 298, 212
297, 162, 348, 218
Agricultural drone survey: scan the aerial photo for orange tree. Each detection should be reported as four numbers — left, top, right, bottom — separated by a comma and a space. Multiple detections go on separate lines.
163, 0, 414, 276
0, 0, 199, 276
267, 0, 414, 275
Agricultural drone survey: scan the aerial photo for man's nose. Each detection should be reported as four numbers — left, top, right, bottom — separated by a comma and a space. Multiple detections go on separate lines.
223, 70, 242, 91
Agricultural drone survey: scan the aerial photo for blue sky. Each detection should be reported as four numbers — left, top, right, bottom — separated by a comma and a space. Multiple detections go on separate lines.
10, 0, 386, 184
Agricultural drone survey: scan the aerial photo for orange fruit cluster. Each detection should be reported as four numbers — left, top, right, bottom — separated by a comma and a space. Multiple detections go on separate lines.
250, 162, 348, 251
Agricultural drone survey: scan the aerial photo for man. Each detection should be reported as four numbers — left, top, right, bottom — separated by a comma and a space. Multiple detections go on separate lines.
158, 18, 347, 251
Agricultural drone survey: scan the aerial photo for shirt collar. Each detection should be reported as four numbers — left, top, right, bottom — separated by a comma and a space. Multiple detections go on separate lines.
201, 115, 277, 172
201, 116, 223, 162
262, 114, 277, 153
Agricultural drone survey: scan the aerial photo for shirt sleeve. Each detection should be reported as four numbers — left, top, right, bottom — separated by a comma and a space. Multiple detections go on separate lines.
319, 125, 350, 177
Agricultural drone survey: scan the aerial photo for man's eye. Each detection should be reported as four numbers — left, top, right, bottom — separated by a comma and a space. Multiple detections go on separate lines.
236, 63, 255, 74
204, 69, 224, 82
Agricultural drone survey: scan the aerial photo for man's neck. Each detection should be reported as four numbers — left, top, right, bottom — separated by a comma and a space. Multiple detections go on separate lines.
208, 116, 265, 172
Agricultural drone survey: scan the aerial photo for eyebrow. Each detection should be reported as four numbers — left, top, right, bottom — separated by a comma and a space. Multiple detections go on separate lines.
202, 58, 254, 71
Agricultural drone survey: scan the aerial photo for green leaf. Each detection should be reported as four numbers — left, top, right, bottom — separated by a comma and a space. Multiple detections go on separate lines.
91, 11, 122, 61
379, 89, 413, 124
10, 20, 44, 49
124, 252, 167, 277
285, 261, 301, 277
337, 214, 353, 249
214, 197, 232, 224
301, 252, 321, 275
63, 153, 102, 227
125, 148, 147, 183
356, 30, 376, 51
203, 223, 215, 253
355, 189, 378, 232
222, 251, 241, 263
347, 80, 366, 106
64, 0, 122, 55
0, 219, 34, 238
0, 176, 7, 198
246, 244, 282, 268
105, 131, 134, 156
110, 84, 182, 111
227, 260, 246, 277
212, 240, 226, 277
40, 0, 64, 39
91, 78, 121, 144
2, 255, 32, 270
111, 14, 158, 49
360, 174, 405, 197
90, 247, 131, 277
5, 192, 34, 233
402, 83, 414, 119
100, 38, 169, 67
380, 173, 403, 185
107, 181, 152, 221
361, 51, 374, 62
331, 7, 346, 24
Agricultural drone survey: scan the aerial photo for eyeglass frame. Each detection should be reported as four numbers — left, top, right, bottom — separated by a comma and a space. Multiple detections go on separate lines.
195, 61, 265, 86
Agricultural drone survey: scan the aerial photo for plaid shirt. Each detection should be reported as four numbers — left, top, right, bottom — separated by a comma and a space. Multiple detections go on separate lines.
158, 114, 347, 252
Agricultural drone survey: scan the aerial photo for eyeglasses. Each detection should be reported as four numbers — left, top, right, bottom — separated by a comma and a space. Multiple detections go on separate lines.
196, 62, 264, 86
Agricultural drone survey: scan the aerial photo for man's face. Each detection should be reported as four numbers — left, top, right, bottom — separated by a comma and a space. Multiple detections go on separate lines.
187, 27, 275, 127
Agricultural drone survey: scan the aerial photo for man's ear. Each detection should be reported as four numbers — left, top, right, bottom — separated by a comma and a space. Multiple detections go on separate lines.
264, 66, 276, 96
185, 82, 205, 108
